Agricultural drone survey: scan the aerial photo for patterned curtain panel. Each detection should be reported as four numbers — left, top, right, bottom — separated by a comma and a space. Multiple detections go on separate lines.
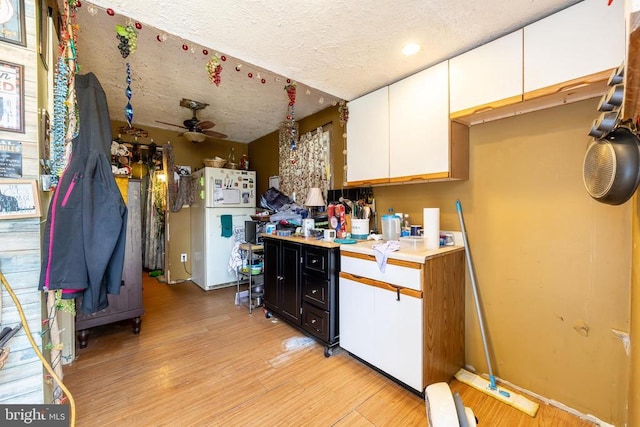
279, 124, 332, 206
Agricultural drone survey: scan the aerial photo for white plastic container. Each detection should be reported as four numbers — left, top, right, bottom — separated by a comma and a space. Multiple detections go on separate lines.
351, 218, 369, 239
381, 214, 401, 241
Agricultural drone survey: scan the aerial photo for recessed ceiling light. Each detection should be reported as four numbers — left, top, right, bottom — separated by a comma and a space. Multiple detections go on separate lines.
402, 43, 421, 56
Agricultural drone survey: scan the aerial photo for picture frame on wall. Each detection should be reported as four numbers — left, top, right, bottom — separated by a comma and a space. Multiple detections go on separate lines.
0, 60, 24, 133
0, 179, 40, 220
0, 0, 26, 47
38, 0, 51, 69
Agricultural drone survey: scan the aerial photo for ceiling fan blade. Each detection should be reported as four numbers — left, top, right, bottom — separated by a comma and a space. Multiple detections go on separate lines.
197, 120, 215, 130
203, 130, 228, 139
156, 120, 187, 129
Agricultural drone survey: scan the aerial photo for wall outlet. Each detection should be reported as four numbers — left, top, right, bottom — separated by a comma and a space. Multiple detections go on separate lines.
180, 253, 187, 263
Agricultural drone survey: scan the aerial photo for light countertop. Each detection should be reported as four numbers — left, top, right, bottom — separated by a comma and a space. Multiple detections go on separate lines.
339, 238, 464, 264
261, 233, 342, 249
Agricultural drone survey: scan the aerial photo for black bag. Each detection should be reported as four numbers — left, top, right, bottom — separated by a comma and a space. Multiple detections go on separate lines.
260, 187, 293, 211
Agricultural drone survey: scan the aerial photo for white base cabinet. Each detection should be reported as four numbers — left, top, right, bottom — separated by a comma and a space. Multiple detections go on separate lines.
339, 249, 465, 393
340, 276, 423, 390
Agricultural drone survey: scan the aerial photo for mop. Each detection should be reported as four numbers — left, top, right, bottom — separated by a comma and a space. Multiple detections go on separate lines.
455, 200, 539, 417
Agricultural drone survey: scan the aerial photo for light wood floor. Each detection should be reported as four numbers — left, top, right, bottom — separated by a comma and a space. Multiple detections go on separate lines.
63, 275, 595, 426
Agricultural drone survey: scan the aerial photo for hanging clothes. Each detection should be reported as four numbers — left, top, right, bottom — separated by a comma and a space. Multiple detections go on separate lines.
39, 73, 128, 315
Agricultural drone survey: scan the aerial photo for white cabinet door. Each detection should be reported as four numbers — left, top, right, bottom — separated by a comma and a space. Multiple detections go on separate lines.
374, 286, 423, 391
339, 276, 376, 364
346, 86, 389, 184
389, 61, 449, 179
524, 0, 625, 93
449, 30, 523, 115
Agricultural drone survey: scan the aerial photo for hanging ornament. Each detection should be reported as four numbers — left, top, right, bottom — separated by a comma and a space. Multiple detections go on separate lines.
205, 57, 222, 86
115, 24, 138, 58
106, 8, 114, 16
203, 49, 209, 55
284, 82, 297, 106
135, 22, 142, 29
124, 63, 133, 127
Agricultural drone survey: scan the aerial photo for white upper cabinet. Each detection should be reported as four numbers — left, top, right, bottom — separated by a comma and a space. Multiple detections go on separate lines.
346, 86, 390, 185
449, 30, 523, 116
523, 0, 625, 94
389, 61, 450, 180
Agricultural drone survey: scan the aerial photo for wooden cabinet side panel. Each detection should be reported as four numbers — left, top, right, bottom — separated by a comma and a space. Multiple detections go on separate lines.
450, 121, 469, 180
423, 250, 465, 386
123, 181, 142, 309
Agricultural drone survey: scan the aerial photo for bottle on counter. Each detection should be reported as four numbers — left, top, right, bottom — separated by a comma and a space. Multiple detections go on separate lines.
401, 213, 411, 237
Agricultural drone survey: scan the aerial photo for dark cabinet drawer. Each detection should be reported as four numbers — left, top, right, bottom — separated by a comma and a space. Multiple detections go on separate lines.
302, 302, 329, 342
303, 274, 329, 310
303, 247, 329, 278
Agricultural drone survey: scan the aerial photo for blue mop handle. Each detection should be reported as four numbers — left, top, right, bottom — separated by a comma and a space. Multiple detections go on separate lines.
456, 200, 508, 395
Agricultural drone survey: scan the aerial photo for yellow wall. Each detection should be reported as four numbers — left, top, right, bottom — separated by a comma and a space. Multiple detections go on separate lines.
630, 193, 639, 425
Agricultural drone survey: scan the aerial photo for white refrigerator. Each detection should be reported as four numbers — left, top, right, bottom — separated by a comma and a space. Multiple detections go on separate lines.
190, 167, 256, 291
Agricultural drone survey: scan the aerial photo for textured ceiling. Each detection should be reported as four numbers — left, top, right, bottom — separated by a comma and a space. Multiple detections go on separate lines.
68, 0, 582, 143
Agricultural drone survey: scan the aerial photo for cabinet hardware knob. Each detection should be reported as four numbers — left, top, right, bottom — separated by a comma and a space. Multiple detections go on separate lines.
312, 319, 317, 324
312, 289, 317, 294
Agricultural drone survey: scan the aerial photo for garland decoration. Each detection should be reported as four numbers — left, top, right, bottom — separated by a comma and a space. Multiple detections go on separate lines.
205, 56, 222, 86
50, 0, 80, 181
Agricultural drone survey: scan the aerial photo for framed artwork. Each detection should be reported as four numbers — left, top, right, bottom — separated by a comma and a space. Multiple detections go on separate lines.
0, 0, 26, 47
38, 0, 51, 69
0, 179, 40, 220
0, 61, 24, 133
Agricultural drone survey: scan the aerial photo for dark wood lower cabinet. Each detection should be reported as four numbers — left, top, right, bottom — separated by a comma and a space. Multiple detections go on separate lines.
263, 235, 339, 357
75, 179, 144, 349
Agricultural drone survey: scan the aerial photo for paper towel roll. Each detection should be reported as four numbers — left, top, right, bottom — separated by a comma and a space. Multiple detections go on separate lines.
423, 208, 440, 249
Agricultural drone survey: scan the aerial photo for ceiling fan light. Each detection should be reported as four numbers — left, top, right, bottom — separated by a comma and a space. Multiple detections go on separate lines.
184, 131, 206, 143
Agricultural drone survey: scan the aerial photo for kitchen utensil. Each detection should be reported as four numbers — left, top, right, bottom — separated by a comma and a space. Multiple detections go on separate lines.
381, 214, 401, 241
583, 125, 640, 205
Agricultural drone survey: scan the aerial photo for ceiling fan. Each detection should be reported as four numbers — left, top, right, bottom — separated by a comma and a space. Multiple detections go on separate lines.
156, 98, 228, 142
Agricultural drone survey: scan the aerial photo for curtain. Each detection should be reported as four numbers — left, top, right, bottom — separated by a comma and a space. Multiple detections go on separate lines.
143, 169, 166, 271
279, 124, 332, 204
163, 143, 193, 212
